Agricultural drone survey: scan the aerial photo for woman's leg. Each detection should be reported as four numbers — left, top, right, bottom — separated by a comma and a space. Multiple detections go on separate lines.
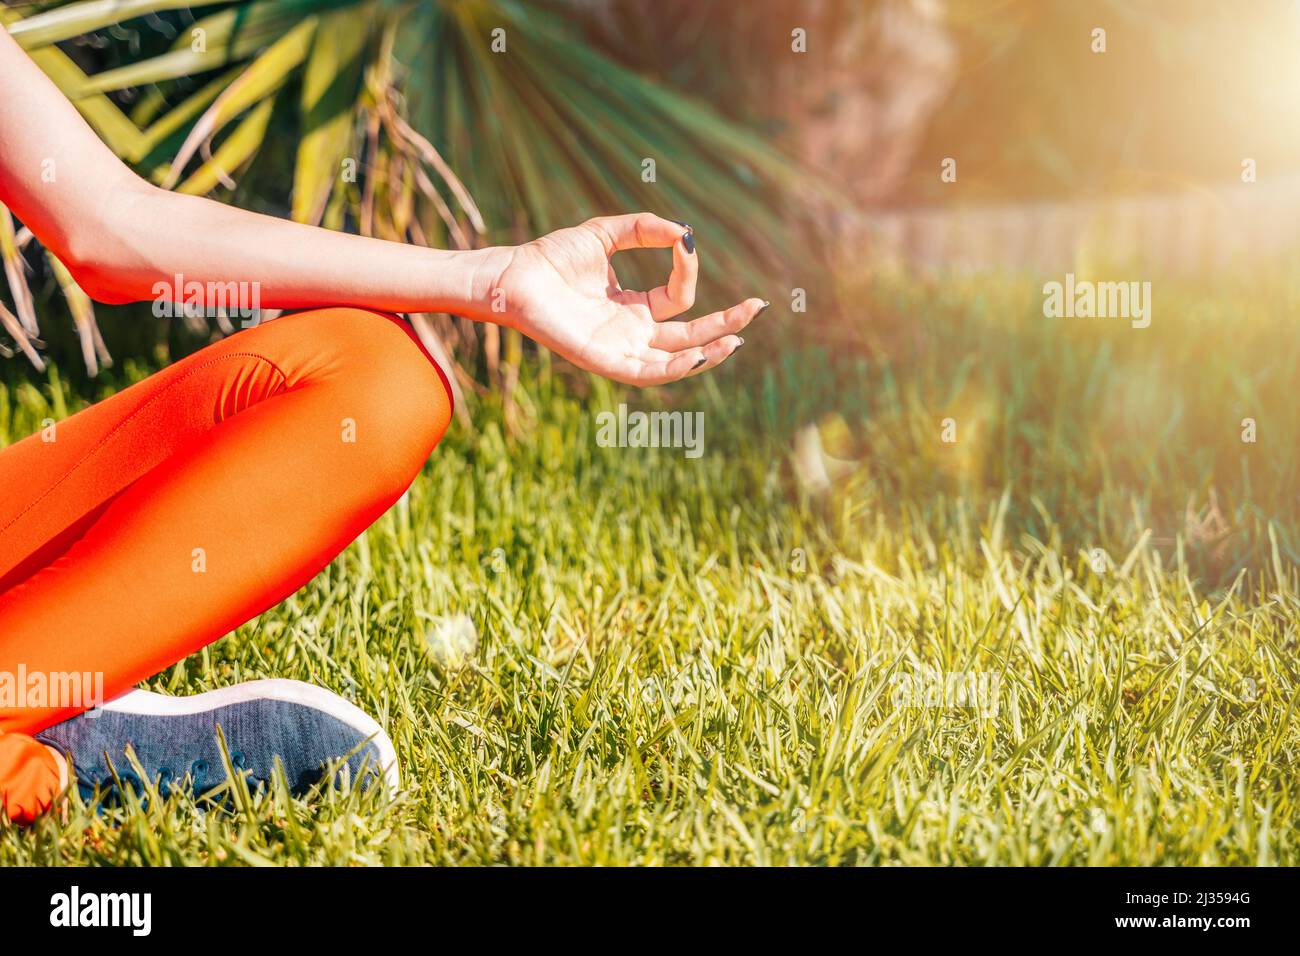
0, 307, 452, 823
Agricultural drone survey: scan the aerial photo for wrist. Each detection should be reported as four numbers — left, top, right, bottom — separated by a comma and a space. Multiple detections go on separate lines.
427, 245, 515, 324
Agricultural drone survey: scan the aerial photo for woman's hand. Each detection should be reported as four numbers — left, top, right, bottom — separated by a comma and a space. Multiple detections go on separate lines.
478, 213, 767, 386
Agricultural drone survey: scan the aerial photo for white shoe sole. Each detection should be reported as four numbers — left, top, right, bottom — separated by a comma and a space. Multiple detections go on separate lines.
103, 679, 401, 798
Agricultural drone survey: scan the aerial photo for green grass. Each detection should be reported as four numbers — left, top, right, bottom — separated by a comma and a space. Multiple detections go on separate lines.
2, 270, 1299, 865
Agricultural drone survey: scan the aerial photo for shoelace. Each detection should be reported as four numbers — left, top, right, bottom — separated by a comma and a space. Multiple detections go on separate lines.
189, 759, 209, 798
76, 768, 145, 805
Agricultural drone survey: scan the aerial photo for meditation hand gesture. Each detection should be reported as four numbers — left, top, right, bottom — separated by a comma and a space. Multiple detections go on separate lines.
480, 213, 767, 386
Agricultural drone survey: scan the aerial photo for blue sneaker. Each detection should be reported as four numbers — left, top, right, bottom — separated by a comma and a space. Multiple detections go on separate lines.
35, 679, 400, 806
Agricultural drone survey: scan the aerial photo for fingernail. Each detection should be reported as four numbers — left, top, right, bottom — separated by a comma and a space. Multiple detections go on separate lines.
692, 356, 707, 370
671, 220, 696, 254
736, 337, 745, 347
758, 300, 771, 314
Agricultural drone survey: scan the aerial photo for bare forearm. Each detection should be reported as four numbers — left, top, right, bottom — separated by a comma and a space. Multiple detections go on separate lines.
0, 27, 504, 321
69, 182, 502, 318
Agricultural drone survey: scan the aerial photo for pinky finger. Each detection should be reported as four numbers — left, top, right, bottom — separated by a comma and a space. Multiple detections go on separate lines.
638, 334, 744, 384
687, 334, 744, 376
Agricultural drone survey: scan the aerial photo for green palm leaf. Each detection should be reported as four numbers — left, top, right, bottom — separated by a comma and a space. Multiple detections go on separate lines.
8, 0, 227, 50
77, 0, 351, 94
163, 14, 317, 187
292, 5, 369, 223
177, 92, 277, 195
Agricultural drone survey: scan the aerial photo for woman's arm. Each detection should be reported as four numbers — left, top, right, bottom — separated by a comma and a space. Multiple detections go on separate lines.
0, 27, 491, 315
0, 27, 760, 385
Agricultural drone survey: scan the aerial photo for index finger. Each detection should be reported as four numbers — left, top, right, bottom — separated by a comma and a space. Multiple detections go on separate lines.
587, 213, 690, 255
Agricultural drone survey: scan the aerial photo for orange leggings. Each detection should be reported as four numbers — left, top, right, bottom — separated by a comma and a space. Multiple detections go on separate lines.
0, 308, 452, 823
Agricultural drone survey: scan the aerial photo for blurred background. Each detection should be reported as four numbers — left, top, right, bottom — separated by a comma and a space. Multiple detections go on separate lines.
4, 0, 1300, 583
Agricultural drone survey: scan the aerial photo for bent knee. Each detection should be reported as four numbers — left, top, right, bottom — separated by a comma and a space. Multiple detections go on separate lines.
286, 308, 454, 493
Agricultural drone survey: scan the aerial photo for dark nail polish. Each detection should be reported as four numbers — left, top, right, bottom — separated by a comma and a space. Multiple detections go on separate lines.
758, 300, 771, 314
692, 357, 706, 370
736, 337, 745, 347
670, 220, 695, 254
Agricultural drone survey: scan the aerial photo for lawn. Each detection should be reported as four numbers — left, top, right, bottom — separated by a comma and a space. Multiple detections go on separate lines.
2, 270, 1299, 865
